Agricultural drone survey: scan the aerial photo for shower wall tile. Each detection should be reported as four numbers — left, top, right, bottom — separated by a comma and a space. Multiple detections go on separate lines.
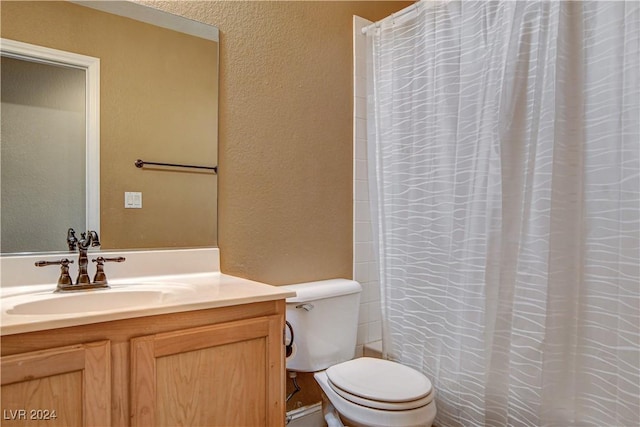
354, 180, 368, 202
353, 15, 381, 357
355, 117, 367, 139
368, 321, 382, 342
354, 22, 365, 55
354, 262, 370, 282
355, 138, 368, 160
355, 201, 370, 221
355, 96, 367, 119
355, 76, 366, 97
355, 159, 368, 180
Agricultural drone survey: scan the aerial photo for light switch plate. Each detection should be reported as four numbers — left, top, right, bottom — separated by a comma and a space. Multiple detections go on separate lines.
125, 192, 142, 208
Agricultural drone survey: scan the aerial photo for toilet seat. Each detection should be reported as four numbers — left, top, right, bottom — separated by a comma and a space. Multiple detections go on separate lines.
325, 358, 434, 411
315, 369, 437, 427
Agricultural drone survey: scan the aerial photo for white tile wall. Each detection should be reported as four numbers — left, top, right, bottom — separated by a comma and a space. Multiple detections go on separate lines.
353, 16, 381, 358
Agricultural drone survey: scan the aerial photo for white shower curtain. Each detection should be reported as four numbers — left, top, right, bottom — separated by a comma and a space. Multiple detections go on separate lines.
366, 1, 639, 426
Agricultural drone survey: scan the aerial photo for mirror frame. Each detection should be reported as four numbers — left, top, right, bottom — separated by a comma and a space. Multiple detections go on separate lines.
1, 38, 101, 242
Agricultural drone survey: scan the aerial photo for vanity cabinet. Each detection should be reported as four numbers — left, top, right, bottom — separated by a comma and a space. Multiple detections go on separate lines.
0, 300, 286, 427
130, 315, 283, 426
1, 340, 111, 426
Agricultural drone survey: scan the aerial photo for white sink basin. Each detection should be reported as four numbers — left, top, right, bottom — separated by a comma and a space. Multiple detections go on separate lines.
4, 283, 195, 316
8, 290, 163, 315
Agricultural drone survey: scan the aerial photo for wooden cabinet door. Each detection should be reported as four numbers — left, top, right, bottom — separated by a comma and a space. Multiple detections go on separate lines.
131, 314, 284, 427
1, 340, 111, 427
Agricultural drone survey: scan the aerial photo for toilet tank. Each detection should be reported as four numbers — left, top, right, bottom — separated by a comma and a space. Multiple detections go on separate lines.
282, 279, 362, 372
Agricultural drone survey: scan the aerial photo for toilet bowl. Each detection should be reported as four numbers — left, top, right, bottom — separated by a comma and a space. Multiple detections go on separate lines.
283, 279, 436, 427
315, 358, 436, 427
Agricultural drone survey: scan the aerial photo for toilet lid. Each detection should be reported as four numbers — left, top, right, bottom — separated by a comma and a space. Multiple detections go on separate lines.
326, 358, 433, 406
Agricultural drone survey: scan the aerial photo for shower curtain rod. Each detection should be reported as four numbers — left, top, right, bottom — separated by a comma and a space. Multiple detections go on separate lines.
361, 1, 424, 35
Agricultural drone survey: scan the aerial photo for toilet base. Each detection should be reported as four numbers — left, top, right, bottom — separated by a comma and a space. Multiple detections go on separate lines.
320, 396, 346, 427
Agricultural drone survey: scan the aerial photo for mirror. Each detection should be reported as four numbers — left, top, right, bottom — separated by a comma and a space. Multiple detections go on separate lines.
0, 1, 219, 255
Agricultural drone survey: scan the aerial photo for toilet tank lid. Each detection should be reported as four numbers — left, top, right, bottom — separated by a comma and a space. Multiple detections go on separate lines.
281, 279, 361, 303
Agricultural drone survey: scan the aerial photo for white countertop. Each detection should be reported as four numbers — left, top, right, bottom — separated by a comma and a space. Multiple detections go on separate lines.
1, 272, 295, 336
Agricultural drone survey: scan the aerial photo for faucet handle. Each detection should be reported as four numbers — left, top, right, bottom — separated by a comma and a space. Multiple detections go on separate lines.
91, 256, 125, 285
99, 256, 126, 263
35, 258, 74, 287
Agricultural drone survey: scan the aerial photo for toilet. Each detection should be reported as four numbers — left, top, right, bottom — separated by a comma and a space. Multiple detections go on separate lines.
283, 279, 436, 427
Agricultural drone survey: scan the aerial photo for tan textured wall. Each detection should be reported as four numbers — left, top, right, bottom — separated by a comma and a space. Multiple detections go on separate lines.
1, 1, 218, 250
2, 0, 411, 284
140, 1, 412, 285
